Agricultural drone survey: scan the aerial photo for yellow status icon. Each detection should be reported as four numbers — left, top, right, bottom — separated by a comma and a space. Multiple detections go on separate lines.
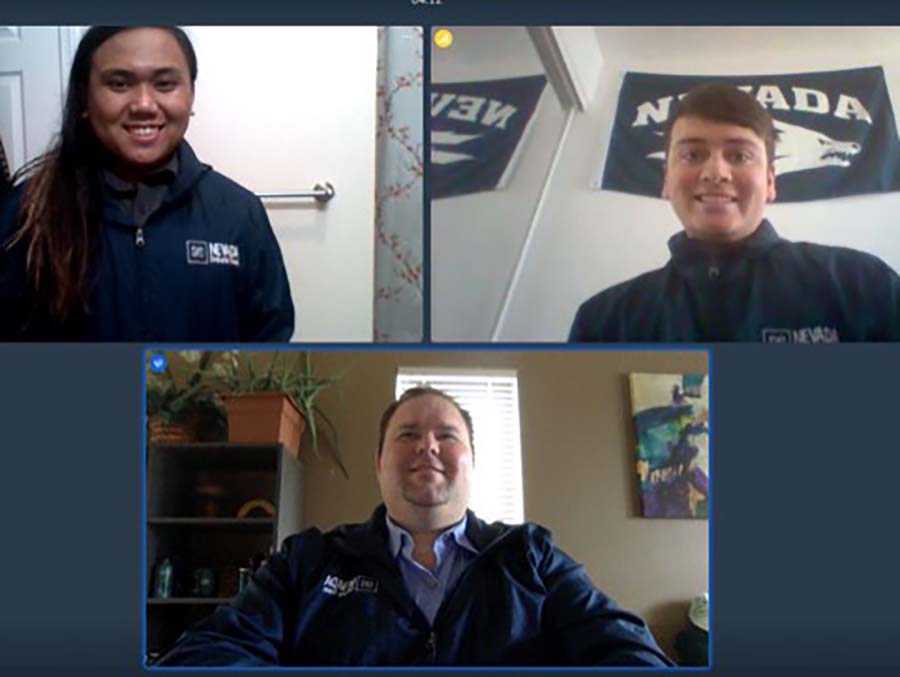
434, 29, 454, 49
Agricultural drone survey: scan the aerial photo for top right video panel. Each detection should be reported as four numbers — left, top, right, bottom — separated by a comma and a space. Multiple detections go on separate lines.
429, 26, 900, 343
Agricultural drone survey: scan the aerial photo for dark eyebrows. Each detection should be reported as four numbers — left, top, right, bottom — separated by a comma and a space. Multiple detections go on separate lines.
393, 423, 463, 435
723, 138, 760, 148
98, 68, 132, 80
673, 137, 706, 147
152, 67, 185, 79
98, 66, 185, 80
674, 137, 759, 148
435, 424, 463, 435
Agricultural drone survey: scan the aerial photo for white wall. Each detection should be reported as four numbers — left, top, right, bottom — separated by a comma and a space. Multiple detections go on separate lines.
184, 27, 377, 342
430, 27, 569, 341
491, 27, 900, 341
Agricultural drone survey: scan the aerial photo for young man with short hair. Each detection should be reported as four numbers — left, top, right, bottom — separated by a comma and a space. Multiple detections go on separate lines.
569, 83, 900, 343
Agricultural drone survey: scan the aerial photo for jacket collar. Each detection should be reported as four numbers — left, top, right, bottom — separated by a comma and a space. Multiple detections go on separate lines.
168, 141, 211, 202
668, 219, 782, 268
102, 152, 178, 194
101, 141, 211, 225
338, 504, 509, 566
385, 512, 478, 559
331, 504, 510, 628
462, 508, 511, 551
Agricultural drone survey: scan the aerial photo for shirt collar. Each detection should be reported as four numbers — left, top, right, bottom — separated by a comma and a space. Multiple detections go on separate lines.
103, 153, 180, 193
385, 512, 478, 559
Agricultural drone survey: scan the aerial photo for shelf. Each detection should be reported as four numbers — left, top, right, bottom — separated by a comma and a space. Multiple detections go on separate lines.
150, 442, 283, 452
146, 441, 299, 654
147, 517, 274, 528
148, 443, 282, 472
147, 597, 233, 606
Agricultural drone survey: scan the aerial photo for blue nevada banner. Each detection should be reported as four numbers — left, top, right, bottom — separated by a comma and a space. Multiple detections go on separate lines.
600, 67, 900, 202
431, 75, 546, 199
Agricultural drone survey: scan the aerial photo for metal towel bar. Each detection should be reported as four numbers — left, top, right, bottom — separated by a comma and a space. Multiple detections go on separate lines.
257, 182, 335, 204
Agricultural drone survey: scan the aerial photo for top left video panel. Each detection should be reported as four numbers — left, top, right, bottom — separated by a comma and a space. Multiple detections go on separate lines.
0, 26, 424, 343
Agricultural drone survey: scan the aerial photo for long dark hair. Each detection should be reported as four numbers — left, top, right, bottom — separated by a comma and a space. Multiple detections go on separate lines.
8, 26, 197, 322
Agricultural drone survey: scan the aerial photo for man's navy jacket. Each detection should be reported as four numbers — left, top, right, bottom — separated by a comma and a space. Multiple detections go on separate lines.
569, 220, 900, 343
156, 505, 673, 667
0, 142, 293, 341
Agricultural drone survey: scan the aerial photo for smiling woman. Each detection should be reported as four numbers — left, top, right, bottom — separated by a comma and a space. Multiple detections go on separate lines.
86, 29, 195, 181
0, 26, 294, 341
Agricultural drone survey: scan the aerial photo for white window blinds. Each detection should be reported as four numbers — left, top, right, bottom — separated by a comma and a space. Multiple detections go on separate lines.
396, 369, 524, 524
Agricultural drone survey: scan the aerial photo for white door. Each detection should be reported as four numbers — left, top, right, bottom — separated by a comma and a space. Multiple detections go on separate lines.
0, 26, 68, 175
0, 26, 377, 342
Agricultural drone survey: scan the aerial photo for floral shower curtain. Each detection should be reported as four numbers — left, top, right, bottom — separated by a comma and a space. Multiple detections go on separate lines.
374, 27, 424, 342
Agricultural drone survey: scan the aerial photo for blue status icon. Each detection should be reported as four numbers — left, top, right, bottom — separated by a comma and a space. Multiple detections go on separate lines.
149, 354, 168, 374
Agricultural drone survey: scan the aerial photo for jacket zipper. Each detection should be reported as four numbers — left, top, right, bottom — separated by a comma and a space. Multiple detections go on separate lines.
135, 227, 145, 248
425, 631, 437, 663
706, 258, 727, 340
367, 519, 513, 664
425, 530, 513, 663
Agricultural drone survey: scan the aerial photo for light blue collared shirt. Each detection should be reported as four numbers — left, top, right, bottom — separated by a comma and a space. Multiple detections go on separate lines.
385, 513, 479, 626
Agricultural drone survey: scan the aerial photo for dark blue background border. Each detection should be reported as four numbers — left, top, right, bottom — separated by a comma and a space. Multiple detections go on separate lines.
6, 1, 900, 24
4, 3, 900, 675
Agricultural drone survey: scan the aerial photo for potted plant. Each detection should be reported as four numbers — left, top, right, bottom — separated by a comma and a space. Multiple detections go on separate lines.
215, 352, 348, 478
146, 351, 226, 443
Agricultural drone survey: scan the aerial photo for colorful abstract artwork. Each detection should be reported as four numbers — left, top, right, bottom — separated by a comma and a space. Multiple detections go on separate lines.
629, 373, 710, 519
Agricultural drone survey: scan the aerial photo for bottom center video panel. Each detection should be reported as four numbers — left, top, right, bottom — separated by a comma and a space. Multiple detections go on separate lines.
144, 348, 710, 668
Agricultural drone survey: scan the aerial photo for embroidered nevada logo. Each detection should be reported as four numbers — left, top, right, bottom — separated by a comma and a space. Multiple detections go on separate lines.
431, 75, 546, 199
599, 67, 900, 202
186, 240, 209, 264
322, 574, 379, 597
186, 240, 240, 267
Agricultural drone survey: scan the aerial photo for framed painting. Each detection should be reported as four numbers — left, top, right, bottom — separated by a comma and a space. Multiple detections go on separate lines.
629, 373, 709, 518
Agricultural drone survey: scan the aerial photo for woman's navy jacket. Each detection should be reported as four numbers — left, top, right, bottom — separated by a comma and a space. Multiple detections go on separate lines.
156, 505, 673, 667
0, 142, 293, 341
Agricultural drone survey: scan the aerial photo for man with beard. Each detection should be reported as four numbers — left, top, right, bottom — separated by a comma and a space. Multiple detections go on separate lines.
156, 387, 672, 667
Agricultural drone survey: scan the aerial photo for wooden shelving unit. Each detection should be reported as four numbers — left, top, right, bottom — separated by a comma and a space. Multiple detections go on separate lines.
145, 442, 303, 659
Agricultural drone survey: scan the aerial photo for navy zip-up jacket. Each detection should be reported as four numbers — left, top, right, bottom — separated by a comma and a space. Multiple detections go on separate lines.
569, 220, 900, 343
0, 142, 293, 341
156, 505, 673, 667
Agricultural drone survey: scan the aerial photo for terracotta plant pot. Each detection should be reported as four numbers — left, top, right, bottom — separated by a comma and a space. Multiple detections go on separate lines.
222, 392, 306, 459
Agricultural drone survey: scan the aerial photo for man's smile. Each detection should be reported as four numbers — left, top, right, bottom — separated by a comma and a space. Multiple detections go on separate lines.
410, 464, 444, 475
694, 193, 737, 204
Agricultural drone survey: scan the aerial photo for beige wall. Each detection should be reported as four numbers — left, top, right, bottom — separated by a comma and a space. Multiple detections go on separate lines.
297, 349, 708, 658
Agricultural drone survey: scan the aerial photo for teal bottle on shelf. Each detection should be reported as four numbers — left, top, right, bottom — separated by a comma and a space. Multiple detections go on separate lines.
153, 557, 174, 598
